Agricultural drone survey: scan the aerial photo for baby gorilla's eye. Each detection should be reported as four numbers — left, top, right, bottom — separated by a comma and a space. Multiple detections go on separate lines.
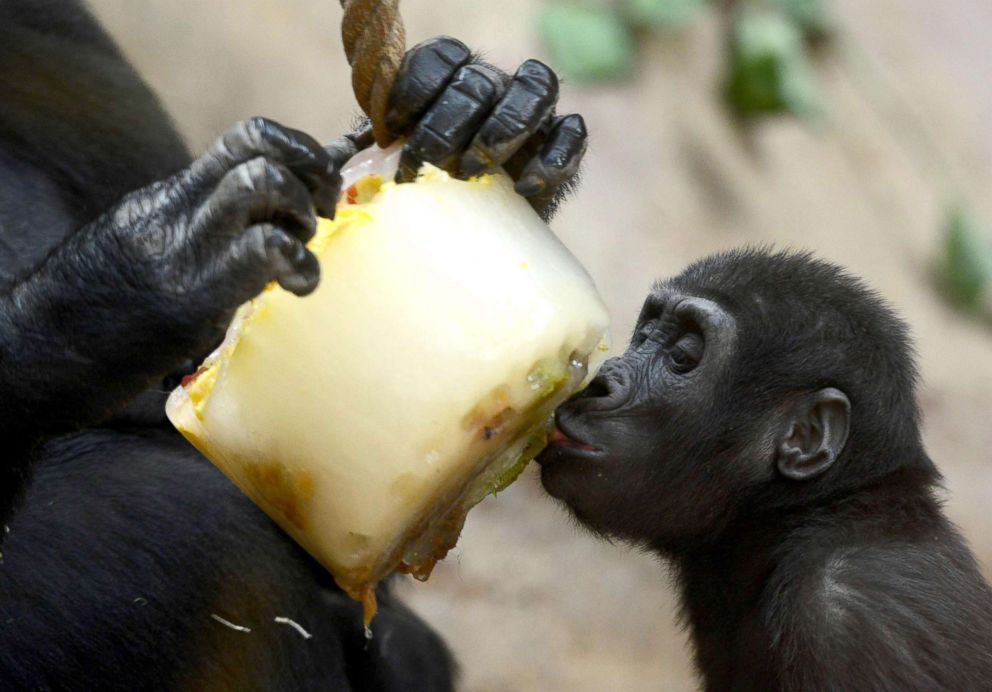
668, 332, 704, 374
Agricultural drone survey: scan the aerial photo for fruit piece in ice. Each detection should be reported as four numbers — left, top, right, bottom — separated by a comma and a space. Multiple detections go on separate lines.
166, 159, 610, 622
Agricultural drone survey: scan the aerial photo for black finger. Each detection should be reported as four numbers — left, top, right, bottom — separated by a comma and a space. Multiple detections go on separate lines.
325, 123, 375, 171
514, 114, 588, 200
396, 64, 505, 182
207, 158, 317, 244
461, 60, 559, 177
193, 117, 340, 219
226, 224, 320, 298
263, 227, 321, 296
385, 37, 472, 138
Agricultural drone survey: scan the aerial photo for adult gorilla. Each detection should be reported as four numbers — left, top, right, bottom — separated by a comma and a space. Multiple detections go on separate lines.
0, 1, 586, 689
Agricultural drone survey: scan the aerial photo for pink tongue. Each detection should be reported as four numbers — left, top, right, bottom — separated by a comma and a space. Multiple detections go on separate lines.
549, 427, 572, 445
549, 427, 595, 451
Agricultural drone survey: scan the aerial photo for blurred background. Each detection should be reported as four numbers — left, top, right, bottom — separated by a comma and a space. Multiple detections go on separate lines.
88, 0, 992, 689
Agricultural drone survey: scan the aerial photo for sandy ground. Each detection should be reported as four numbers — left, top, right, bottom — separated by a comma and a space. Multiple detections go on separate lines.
88, 1, 992, 689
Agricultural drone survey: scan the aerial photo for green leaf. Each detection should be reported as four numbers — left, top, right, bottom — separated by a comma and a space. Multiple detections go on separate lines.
942, 208, 992, 310
769, 0, 833, 41
539, 4, 636, 83
724, 9, 820, 118
623, 0, 707, 31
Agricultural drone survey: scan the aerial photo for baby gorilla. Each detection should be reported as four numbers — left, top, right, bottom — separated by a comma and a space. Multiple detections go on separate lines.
539, 249, 992, 691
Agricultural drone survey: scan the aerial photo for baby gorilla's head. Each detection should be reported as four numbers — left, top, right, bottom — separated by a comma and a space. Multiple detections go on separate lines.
537, 249, 933, 554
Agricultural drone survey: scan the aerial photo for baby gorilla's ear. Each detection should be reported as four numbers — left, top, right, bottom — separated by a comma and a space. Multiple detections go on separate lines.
776, 388, 851, 481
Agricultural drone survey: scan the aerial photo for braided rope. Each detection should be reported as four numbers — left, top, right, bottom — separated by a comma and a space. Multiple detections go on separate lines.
339, 0, 406, 147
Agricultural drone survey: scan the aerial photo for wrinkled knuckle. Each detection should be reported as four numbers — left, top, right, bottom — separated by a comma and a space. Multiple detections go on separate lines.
260, 158, 285, 182
453, 65, 501, 102
201, 150, 226, 173
241, 116, 276, 145
488, 110, 527, 139
457, 64, 501, 88
226, 156, 270, 194
244, 156, 273, 180
452, 64, 479, 85
244, 115, 272, 133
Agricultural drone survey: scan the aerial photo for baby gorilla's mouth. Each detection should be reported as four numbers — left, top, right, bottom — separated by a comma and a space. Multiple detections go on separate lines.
547, 425, 599, 454
548, 426, 596, 452
537, 418, 606, 507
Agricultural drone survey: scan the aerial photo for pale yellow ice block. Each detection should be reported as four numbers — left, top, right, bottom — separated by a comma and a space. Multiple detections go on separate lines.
166, 164, 610, 617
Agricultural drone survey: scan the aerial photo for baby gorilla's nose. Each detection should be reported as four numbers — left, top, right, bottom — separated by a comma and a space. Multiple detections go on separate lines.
570, 357, 632, 412
577, 373, 610, 400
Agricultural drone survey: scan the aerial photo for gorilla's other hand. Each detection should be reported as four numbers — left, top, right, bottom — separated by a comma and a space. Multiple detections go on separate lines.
385, 37, 587, 220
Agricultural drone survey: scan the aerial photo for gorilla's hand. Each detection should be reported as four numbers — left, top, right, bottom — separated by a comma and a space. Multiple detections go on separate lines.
392, 37, 586, 219
129, 117, 337, 299
97, 118, 339, 351
0, 118, 339, 443
331, 37, 587, 221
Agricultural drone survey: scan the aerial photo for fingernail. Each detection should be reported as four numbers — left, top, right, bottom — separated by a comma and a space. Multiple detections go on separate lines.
461, 153, 487, 177
515, 174, 545, 197
315, 190, 338, 218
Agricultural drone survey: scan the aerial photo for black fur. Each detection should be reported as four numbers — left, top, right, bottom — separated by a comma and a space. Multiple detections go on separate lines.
0, 429, 455, 691
539, 249, 992, 691
0, 3, 458, 689
0, 1, 587, 688
0, 5, 585, 687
